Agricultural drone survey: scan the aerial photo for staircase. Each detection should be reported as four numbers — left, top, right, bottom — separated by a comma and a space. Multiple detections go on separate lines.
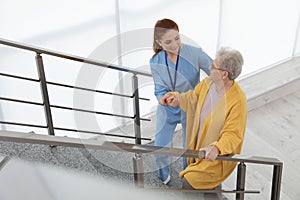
0, 38, 295, 200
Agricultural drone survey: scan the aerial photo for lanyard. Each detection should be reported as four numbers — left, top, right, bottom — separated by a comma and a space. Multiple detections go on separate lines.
165, 49, 180, 91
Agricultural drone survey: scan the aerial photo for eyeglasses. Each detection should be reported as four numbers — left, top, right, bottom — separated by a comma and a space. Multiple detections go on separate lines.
210, 64, 232, 78
209, 64, 224, 71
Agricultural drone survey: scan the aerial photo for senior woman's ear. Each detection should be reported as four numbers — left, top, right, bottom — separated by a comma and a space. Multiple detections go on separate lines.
222, 71, 229, 79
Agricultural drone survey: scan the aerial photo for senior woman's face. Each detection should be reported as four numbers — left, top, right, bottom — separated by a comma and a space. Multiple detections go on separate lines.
209, 60, 227, 82
157, 29, 181, 55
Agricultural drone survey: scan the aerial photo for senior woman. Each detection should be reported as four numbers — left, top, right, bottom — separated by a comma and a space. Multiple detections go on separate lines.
161, 47, 247, 189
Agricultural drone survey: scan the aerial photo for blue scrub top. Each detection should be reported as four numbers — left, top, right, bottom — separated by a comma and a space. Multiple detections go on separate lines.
150, 44, 212, 117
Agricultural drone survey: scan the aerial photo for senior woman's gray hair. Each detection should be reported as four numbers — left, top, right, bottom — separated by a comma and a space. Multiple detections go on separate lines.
216, 47, 244, 80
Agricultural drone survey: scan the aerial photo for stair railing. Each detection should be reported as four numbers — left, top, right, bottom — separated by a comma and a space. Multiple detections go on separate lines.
0, 130, 283, 200
0, 38, 152, 186
0, 38, 283, 200
0, 38, 151, 143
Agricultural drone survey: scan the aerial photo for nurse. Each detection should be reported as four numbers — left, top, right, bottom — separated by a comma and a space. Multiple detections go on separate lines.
150, 18, 212, 184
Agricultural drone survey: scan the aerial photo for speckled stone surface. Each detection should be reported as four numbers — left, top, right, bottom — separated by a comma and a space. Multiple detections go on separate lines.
0, 140, 183, 188
0, 135, 226, 199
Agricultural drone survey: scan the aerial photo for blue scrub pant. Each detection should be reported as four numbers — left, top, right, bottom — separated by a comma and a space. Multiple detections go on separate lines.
154, 105, 187, 182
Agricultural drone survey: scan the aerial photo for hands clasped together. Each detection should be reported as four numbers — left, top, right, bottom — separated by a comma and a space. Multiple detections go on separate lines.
159, 92, 180, 107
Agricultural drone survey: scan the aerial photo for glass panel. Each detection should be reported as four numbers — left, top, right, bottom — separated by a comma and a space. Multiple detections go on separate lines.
0, 0, 116, 134
0, 101, 46, 126
119, 0, 219, 68
0, 0, 116, 57
0, 76, 42, 103
219, 0, 300, 77
0, 47, 38, 79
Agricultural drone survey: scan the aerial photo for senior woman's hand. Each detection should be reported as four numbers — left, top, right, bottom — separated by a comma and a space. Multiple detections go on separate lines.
200, 145, 220, 162
165, 92, 180, 107
158, 92, 180, 107
158, 93, 172, 106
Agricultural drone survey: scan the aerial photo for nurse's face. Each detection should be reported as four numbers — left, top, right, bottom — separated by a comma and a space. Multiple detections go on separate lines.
157, 29, 181, 54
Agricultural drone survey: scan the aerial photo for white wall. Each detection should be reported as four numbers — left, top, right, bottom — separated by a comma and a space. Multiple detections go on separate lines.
219, 0, 300, 78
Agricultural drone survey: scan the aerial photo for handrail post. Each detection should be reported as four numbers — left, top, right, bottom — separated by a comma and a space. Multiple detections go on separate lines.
131, 74, 144, 187
132, 74, 141, 145
133, 153, 144, 188
35, 53, 55, 136
0, 156, 10, 171
236, 162, 246, 200
271, 164, 283, 200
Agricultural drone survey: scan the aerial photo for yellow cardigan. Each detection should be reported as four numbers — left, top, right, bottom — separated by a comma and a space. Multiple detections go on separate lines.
178, 77, 247, 189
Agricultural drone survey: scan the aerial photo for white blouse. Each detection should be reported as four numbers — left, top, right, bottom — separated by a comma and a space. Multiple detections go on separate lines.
196, 83, 224, 149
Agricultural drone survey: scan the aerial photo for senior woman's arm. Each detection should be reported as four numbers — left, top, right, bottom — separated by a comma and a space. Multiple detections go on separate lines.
200, 98, 247, 161
178, 80, 204, 111
163, 84, 202, 110
215, 99, 248, 156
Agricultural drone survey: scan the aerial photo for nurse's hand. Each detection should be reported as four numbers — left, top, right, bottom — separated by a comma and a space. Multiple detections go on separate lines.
158, 92, 180, 107
166, 93, 180, 107
158, 94, 172, 106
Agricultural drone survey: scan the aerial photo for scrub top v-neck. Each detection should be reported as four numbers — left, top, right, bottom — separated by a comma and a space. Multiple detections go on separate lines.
165, 49, 180, 92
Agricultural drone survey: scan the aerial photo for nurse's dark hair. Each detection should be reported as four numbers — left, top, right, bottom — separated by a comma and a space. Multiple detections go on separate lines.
152, 18, 179, 57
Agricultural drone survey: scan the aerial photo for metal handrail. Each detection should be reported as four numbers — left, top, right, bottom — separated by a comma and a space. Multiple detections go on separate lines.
0, 38, 152, 141
0, 96, 150, 122
0, 38, 152, 77
46, 81, 150, 101
50, 104, 150, 121
0, 72, 150, 101
0, 72, 39, 82
0, 130, 281, 165
0, 130, 283, 200
0, 95, 151, 141
0, 121, 47, 129
0, 155, 10, 170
